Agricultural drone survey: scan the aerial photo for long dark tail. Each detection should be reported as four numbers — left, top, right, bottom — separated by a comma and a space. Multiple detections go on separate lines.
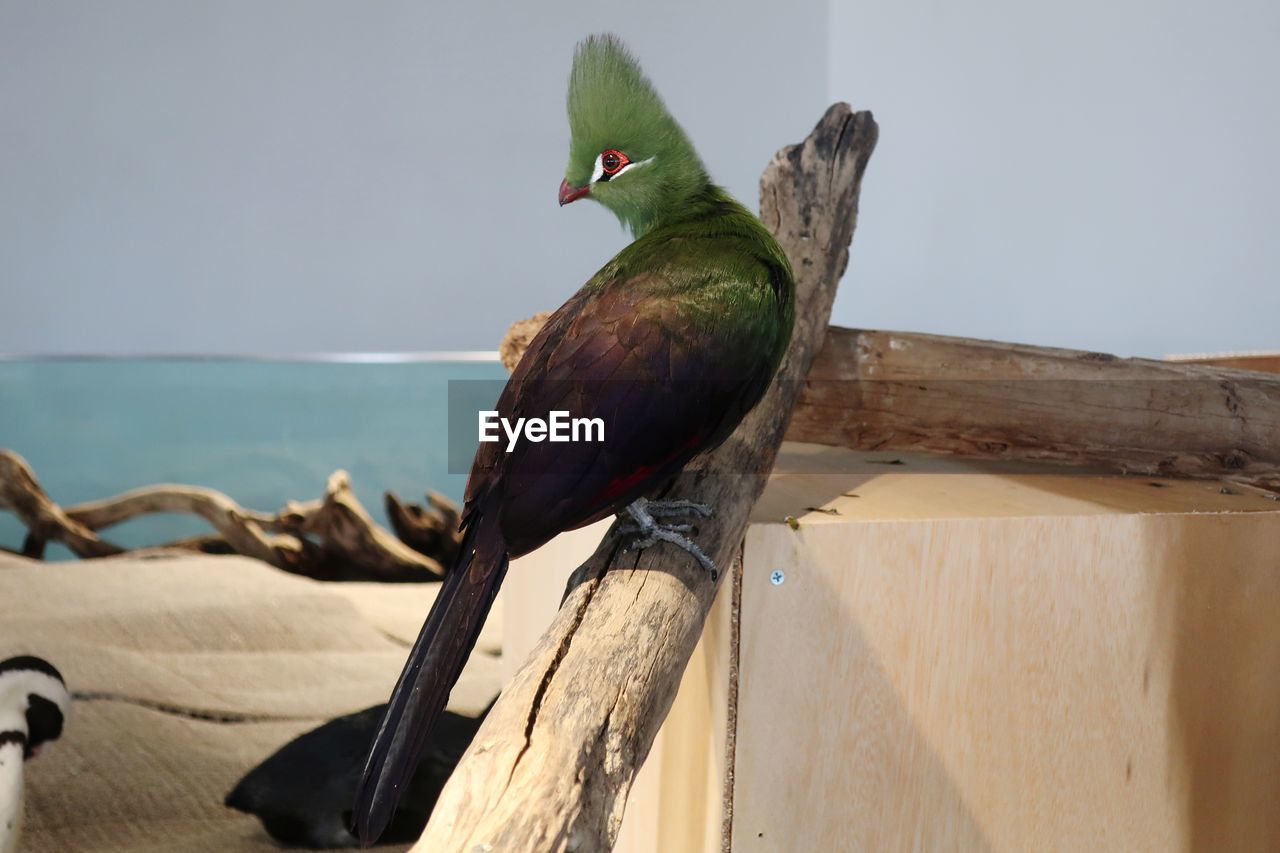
353, 506, 509, 844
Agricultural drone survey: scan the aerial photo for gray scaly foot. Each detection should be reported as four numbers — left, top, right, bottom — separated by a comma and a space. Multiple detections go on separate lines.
618, 497, 718, 580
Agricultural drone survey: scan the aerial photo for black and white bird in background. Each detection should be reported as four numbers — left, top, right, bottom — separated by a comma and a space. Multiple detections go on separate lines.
1, 656, 70, 853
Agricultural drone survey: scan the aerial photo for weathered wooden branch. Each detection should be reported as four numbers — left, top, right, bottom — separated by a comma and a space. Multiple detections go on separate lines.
786, 328, 1280, 490
64, 480, 298, 566
415, 103, 878, 850
499, 311, 553, 372
266, 471, 451, 581
386, 490, 463, 569
0, 450, 124, 560
0, 448, 456, 581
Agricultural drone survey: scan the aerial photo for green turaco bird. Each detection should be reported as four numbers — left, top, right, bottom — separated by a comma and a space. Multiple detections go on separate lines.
354, 33, 795, 842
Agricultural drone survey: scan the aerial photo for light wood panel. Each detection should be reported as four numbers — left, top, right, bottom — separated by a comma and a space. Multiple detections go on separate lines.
733, 480, 1280, 851
505, 449, 1280, 851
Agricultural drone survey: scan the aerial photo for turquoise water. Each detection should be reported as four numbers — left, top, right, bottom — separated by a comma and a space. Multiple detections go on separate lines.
0, 359, 506, 558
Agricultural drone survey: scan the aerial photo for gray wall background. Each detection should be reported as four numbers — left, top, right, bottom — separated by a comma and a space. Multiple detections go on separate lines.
828, 0, 1279, 357
1, 0, 1275, 358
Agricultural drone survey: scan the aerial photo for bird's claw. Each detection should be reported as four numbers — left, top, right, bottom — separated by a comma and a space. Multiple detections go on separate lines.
641, 499, 713, 519
620, 498, 718, 581
618, 521, 694, 535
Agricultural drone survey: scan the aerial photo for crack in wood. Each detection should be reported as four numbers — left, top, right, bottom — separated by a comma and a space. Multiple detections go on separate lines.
513, 557, 609, 773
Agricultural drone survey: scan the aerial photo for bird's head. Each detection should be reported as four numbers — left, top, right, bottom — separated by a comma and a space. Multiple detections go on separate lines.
0, 656, 70, 761
560, 34, 709, 236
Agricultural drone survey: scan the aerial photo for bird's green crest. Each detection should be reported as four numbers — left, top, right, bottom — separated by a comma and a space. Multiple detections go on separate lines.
565, 34, 709, 236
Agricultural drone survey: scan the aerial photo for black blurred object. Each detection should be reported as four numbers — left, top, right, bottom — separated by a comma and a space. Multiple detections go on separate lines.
225, 701, 488, 848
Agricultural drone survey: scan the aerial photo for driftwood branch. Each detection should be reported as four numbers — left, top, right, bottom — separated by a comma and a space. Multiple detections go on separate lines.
65, 480, 299, 566
786, 328, 1280, 490
0, 448, 456, 581
499, 312, 553, 373
0, 451, 124, 560
415, 103, 878, 850
386, 490, 463, 569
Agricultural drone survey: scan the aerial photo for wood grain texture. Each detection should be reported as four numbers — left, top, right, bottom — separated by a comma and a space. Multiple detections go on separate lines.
502, 447, 1280, 851
1166, 352, 1280, 374
412, 104, 878, 852
734, 484, 1280, 852
785, 328, 1280, 490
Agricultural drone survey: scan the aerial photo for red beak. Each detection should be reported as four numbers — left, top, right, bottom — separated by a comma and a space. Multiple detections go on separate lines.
558, 179, 590, 206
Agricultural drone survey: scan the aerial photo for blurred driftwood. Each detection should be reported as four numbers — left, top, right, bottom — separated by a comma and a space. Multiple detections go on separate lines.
385, 490, 462, 569
416, 103, 878, 851
499, 311, 552, 372
0, 449, 459, 581
0, 451, 123, 560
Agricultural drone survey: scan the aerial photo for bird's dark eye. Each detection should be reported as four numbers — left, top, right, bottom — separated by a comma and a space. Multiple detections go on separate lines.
600, 149, 629, 176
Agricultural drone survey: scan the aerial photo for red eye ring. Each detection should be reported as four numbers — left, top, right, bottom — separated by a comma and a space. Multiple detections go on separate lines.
600, 149, 629, 176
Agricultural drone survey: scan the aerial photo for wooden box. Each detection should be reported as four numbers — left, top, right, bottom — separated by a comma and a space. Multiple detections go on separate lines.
505, 443, 1280, 852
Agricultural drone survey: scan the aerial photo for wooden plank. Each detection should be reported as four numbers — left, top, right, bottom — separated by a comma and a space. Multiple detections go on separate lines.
1166, 352, 1280, 374
752, 443, 1280, 526
784, 328, 1280, 490
732, 473, 1280, 852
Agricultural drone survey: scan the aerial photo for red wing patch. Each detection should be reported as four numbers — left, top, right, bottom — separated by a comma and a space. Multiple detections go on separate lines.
590, 430, 709, 504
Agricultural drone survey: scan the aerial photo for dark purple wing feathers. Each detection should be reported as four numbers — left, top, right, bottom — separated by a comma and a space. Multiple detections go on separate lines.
472, 278, 772, 556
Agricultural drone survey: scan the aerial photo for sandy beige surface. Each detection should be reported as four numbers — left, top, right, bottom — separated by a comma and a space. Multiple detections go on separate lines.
0, 553, 501, 852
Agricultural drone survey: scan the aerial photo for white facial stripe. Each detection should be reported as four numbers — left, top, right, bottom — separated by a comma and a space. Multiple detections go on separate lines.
610, 157, 653, 180
590, 154, 655, 184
